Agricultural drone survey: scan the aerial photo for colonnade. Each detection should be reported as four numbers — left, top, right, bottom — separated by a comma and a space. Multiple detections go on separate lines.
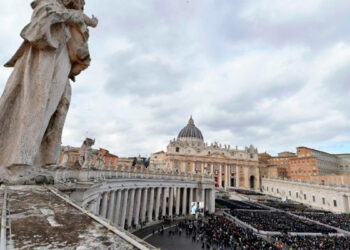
88, 186, 215, 229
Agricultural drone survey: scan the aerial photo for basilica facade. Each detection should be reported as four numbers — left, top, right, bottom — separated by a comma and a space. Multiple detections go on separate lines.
150, 117, 260, 190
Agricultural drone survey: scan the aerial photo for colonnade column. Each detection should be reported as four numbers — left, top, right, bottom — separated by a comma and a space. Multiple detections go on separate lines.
182, 188, 187, 215
127, 189, 135, 227
101, 192, 109, 218
141, 188, 148, 223
120, 189, 129, 228
236, 166, 240, 188
107, 191, 116, 221
147, 188, 155, 222
162, 187, 167, 218
209, 189, 215, 213
169, 187, 174, 217
113, 190, 122, 225
134, 188, 142, 226
188, 188, 193, 214
176, 188, 181, 215
155, 187, 162, 221
200, 162, 204, 175
94, 195, 101, 215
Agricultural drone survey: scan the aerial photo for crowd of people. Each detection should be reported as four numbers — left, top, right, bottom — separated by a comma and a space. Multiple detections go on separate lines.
295, 212, 350, 231
234, 190, 264, 196
274, 235, 350, 250
231, 211, 336, 233
262, 199, 325, 213
216, 198, 265, 210
157, 216, 276, 249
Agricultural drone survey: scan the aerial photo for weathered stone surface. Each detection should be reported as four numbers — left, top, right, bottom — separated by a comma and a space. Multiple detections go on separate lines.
0, 0, 98, 182
5, 186, 136, 249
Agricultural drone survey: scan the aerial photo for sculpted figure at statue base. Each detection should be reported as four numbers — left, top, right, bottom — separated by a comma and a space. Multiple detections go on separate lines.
0, 0, 98, 183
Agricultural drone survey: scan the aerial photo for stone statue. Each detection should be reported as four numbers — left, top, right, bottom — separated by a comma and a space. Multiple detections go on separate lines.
79, 138, 95, 169
0, 0, 98, 182
94, 153, 105, 170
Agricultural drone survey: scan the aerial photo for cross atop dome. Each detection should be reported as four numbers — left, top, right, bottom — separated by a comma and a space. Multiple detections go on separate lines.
188, 115, 195, 126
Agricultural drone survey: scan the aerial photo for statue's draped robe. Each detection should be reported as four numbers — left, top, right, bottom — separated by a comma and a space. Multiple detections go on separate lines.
0, 0, 88, 168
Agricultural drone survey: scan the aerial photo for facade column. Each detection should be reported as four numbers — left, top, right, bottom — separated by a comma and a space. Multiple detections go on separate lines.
224, 165, 228, 189
180, 162, 186, 173
113, 190, 122, 225
200, 162, 204, 175
127, 189, 135, 228
169, 187, 174, 217
236, 166, 240, 188
133, 188, 142, 226
176, 187, 181, 215
218, 164, 222, 188
107, 191, 116, 221
182, 188, 187, 215
147, 188, 155, 222
140, 188, 148, 223
101, 192, 109, 218
162, 187, 168, 218
244, 167, 249, 188
191, 161, 195, 173
120, 189, 129, 228
188, 188, 193, 214
255, 167, 260, 190
155, 187, 162, 221
210, 163, 214, 175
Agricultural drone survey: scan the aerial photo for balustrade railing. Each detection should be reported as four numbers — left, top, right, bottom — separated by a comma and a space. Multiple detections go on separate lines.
53, 168, 214, 183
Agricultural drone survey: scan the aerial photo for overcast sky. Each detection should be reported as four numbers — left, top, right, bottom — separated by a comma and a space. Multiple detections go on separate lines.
1, 0, 350, 157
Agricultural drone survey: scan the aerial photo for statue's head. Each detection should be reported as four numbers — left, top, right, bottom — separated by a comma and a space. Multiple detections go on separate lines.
62, 0, 85, 10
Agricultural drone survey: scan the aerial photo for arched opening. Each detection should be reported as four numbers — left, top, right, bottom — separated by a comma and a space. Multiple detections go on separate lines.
250, 175, 255, 189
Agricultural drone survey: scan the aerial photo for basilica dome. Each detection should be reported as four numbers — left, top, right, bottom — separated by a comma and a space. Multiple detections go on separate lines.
177, 116, 204, 141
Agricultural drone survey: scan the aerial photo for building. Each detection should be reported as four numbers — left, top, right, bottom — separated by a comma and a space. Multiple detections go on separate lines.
262, 178, 350, 213
150, 116, 260, 190
288, 147, 350, 181
259, 152, 296, 179
59, 138, 119, 170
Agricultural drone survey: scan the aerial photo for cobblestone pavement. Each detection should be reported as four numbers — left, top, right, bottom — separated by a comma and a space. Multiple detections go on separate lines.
146, 227, 202, 250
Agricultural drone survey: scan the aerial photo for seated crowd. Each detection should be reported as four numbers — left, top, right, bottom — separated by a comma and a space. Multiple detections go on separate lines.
234, 189, 264, 196
262, 199, 326, 212
274, 235, 350, 250
295, 212, 350, 231
231, 211, 336, 233
216, 198, 266, 210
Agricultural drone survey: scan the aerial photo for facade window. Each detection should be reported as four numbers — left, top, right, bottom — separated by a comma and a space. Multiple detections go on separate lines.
267, 187, 269, 191
176, 147, 180, 152
313, 196, 316, 202
333, 200, 337, 207
289, 191, 291, 196
304, 194, 307, 200
322, 198, 326, 205
272, 188, 274, 192
296, 192, 298, 198
277, 188, 279, 194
